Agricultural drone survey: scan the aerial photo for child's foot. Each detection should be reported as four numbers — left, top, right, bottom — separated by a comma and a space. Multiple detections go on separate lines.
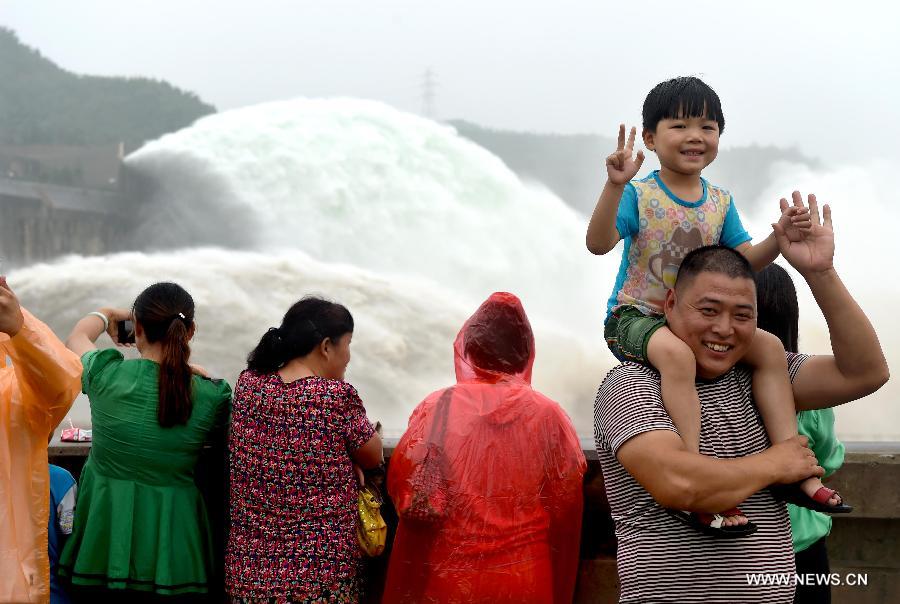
667, 508, 758, 538
770, 480, 853, 514
719, 509, 750, 527
800, 476, 841, 506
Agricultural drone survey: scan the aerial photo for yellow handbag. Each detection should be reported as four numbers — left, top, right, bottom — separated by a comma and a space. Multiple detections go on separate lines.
357, 484, 387, 556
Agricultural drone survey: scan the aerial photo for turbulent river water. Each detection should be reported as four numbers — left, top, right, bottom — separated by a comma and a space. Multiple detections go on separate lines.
14, 99, 897, 440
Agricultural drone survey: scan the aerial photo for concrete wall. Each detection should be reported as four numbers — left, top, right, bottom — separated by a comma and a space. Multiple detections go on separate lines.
47, 443, 900, 603
827, 450, 900, 604
0, 177, 130, 267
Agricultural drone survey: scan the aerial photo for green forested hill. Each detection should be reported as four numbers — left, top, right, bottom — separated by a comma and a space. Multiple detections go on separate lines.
0, 28, 215, 149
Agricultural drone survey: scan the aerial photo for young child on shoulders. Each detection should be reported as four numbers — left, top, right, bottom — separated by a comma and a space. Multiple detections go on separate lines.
48, 461, 77, 604
586, 76, 850, 537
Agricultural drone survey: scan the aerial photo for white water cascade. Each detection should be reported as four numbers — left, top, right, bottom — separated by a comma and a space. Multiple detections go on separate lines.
15, 99, 616, 438
11, 99, 897, 441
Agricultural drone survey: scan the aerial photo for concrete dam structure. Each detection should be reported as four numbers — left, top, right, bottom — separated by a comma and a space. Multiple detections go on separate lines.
0, 176, 132, 268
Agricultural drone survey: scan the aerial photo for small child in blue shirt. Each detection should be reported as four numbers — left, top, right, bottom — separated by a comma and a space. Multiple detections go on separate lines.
48, 463, 77, 604
586, 76, 850, 536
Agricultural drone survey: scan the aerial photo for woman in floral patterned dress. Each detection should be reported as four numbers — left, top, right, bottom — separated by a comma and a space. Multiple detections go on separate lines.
226, 297, 383, 603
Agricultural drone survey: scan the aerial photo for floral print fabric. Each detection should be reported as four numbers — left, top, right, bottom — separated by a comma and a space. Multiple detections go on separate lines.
226, 372, 375, 602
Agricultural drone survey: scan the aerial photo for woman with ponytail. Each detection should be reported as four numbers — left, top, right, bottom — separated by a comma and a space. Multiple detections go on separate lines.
60, 282, 232, 602
225, 296, 382, 604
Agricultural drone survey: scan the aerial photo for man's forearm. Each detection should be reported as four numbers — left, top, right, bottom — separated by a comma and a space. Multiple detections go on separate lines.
616, 430, 818, 513
654, 448, 779, 512
807, 268, 889, 393
586, 181, 624, 255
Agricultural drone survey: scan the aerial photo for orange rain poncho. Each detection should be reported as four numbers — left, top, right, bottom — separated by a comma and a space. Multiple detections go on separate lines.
384, 292, 587, 604
0, 310, 81, 603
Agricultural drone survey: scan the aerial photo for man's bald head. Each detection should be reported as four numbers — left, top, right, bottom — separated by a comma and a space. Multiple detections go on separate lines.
675, 245, 755, 294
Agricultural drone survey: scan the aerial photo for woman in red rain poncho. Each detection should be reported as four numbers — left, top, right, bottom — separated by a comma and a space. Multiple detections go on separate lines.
384, 292, 587, 604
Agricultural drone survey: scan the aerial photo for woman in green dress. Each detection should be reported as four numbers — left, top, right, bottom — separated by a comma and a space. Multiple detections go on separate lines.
60, 282, 231, 602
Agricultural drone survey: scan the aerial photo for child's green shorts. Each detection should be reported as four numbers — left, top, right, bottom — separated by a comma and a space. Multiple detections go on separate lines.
604, 305, 667, 365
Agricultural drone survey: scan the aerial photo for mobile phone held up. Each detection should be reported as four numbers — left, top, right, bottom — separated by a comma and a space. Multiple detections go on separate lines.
117, 319, 135, 344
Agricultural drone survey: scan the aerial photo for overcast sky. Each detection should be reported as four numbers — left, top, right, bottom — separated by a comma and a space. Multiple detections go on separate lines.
5, 1, 898, 164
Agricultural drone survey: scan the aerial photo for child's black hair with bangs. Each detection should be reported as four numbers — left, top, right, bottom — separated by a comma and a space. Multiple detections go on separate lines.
642, 77, 725, 134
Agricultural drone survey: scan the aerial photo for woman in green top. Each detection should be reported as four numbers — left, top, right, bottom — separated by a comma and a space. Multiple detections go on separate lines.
756, 265, 844, 604
60, 282, 231, 602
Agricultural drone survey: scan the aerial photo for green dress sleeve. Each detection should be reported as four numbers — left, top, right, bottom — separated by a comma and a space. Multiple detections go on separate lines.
208, 377, 233, 432
800, 408, 845, 478
80, 348, 125, 395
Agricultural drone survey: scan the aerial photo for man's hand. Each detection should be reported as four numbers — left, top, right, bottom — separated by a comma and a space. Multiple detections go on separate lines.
606, 124, 645, 185
767, 435, 825, 484
0, 277, 25, 337
772, 191, 834, 276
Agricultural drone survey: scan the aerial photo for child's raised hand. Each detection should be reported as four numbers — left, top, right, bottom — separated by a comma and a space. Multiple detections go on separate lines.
606, 125, 645, 185
776, 194, 813, 243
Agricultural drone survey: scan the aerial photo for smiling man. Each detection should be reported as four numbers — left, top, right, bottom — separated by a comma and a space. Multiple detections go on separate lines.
593, 197, 889, 603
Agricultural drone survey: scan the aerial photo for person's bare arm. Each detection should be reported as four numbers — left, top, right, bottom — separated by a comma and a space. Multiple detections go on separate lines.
737, 233, 780, 272
617, 430, 823, 512
65, 307, 132, 357
774, 193, 889, 410
792, 267, 888, 409
351, 433, 383, 469
586, 125, 644, 255
66, 315, 106, 357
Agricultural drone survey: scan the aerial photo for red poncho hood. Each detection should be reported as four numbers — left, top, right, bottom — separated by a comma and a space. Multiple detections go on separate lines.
453, 291, 535, 385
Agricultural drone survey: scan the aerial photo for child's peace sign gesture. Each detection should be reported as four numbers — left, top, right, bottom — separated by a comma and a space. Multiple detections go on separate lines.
606, 124, 645, 185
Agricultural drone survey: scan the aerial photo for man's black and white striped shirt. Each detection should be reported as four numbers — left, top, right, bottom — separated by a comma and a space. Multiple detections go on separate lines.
594, 354, 808, 603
